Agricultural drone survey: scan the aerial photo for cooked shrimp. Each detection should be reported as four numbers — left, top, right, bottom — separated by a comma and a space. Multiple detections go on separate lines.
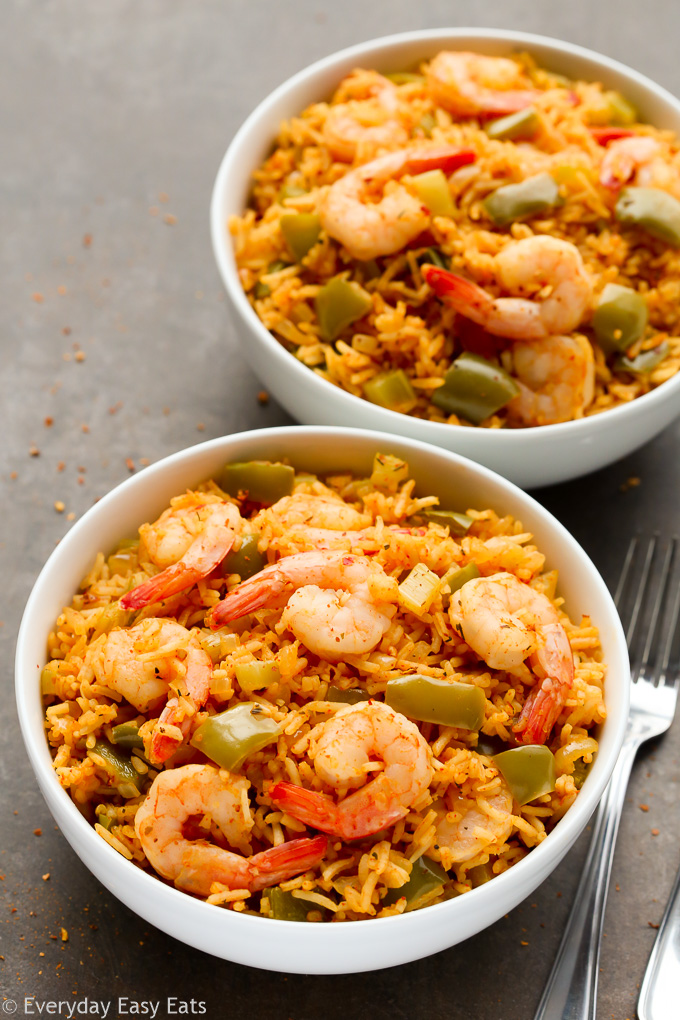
431, 777, 514, 867
210, 549, 397, 659
426, 51, 538, 117
135, 765, 327, 896
120, 493, 241, 611
423, 236, 593, 340
449, 572, 574, 743
262, 492, 373, 555
599, 135, 680, 195
94, 618, 211, 763
323, 72, 409, 162
320, 146, 476, 261
269, 701, 433, 839
505, 334, 595, 426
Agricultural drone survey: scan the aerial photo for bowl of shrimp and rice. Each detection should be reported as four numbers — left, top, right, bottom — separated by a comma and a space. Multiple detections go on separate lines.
16, 426, 628, 974
212, 29, 680, 488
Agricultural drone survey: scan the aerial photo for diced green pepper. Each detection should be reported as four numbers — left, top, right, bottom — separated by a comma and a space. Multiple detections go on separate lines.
111, 722, 144, 751
190, 703, 278, 771
254, 260, 290, 300
268, 886, 322, 921
398, 563, 441, 615
383, 855, 448, 908
91, 740, 141, 795
439, 562, 480, 606
315, 278, 372, 340
417, 246, 448, 269
592, 283, 648, 355
107, 549, 137, 575
476, 733, 510, 757
606, 90, 637, 126
572, 759, 590, 790
327, 685, 370, 705
411, 169, 455, 217
363, 369, 417, 413
493, 745, 556, 806
468, 862, 495, 887
417, 112, 436, 137
615, 341, 669, 374
432, 352, 520, 424
278, 183, 308, 203
370, 452, 409, 492
424, 509, 473, 536
384, 71, 425, 85
96, 603, 131, 635
234, 660, 281, 692
223, 534, 266, 580
616, 187, 680, 246
386, 675, 486, 730
220, 461, 294, 505
484, 172, 560, 226
41, 666, 59, 697
280, 213, 321, 262
486, 108, 539, 141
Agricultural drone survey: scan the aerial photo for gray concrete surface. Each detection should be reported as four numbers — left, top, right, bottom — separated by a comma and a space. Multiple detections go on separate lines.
2, 2, 679, 1017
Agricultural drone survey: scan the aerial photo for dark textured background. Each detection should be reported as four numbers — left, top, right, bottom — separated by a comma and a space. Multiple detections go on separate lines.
2, 2, 679, 1017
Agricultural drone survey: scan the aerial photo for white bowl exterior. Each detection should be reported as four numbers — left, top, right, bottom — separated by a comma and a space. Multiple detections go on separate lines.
211, 29, 680, 489
16, 426, 628, 973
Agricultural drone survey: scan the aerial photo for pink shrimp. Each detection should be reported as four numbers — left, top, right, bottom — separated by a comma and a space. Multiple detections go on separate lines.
426, 51, 538, 117
319, 146, 476, 261
148, 643, 212, 764
210, 549, 397, 660
120, 493, 241, 611
599, 135, 669, 191
423, 236, 592, 341
449, 572, 574, 744
270, 701, 433, 840
135, 765, 327, 897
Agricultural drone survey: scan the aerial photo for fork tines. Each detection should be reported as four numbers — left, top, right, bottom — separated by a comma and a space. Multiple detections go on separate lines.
614, 536, 680, 687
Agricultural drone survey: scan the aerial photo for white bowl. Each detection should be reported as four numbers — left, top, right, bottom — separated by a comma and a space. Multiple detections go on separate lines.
211, 29, 680, 489
16, 426, 628, 974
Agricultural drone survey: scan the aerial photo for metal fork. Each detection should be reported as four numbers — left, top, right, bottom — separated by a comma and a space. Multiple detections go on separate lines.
534, 535, 680, 1020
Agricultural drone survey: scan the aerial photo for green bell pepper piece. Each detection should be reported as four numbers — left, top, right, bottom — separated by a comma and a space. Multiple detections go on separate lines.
615, 340, 669, 374
315, 277, 372, 340
439, 562, 481, 606
417, 246, 448, 269
364, 369, 417, 413
616, 187, 680, 246
384, 71, 425, 85
190, 703, 278, 771
432, 352, 520, 423
327, 685, 370, 705
606, 91, 637, 126
223, 534, 266, 580
91, 739, 141, 795
111, 722, 144, 751
234, 660, 281, 693
484, 172, 560, 227
280, 213, 321, 262
385, 675, 486, 730
220, 461, 295, 505
383, 855, 448, 907
592, 283, 648, 355
468, 862, 495, 887
486, 108, 539, 141
424, 509, 473, 536
493, 745, 556, 805
268, 886, 318, 921
278, 183, 308, 203
411, 169, 455, 217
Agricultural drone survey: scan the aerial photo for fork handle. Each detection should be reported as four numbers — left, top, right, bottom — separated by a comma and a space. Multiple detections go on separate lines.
637, 851, 680, 1020
533, 740, 639, 1020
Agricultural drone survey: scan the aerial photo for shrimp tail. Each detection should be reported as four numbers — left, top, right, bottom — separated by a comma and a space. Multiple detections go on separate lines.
422, 264, 494, 319
269, 782, 340, 834
149, 698, 187, 764
120, 530, 236, 611
590, 127, 636, 145
403, 147, 476, 176
514, 677, 567, 745
209, 571, 288, 628
250, 835, 328, 891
